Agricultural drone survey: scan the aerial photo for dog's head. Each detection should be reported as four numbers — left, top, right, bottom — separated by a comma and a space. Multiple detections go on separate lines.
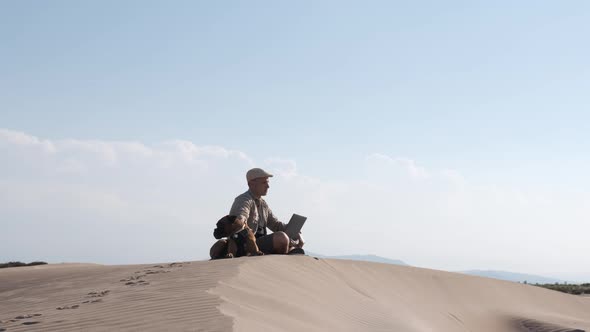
213, 215, 245, 239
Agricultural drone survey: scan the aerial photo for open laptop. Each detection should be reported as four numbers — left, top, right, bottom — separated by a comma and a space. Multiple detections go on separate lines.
284, 213, 307, 240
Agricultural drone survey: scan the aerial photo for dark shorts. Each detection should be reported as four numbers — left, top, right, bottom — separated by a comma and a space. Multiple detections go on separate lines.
256, 234, 274, 254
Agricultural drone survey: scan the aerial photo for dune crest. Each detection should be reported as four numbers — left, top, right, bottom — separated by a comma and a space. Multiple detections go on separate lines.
1, 256, 589, 331
211, 256, 590, 332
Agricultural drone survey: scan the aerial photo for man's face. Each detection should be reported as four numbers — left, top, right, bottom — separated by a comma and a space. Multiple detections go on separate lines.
249, 177, 270, 197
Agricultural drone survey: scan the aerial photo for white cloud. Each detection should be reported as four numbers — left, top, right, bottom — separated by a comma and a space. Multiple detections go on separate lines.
366, 153, 430, 179
264, 157, 298, 178
0, 129, 255, 264
1, 129, 588, 280
0, 128, 56, 153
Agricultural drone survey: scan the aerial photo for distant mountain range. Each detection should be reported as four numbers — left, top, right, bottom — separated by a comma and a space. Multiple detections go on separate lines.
307, 253, 573, 284
459, 270, 568, 284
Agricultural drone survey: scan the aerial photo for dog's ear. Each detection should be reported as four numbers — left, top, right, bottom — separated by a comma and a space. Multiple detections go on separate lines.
213, 227, 224, 239
227, 215, 238, 224
216, 215, 230, 227
214, 215, 232, 239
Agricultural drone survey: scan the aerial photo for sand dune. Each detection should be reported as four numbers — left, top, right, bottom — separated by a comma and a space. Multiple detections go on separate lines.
1, 256, 588, 331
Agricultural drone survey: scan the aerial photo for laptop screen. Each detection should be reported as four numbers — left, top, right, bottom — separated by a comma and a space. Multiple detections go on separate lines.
285, 213, 307, 240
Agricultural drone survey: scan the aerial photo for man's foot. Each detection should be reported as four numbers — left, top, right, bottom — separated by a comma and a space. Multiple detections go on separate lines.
288, 248, 305, 255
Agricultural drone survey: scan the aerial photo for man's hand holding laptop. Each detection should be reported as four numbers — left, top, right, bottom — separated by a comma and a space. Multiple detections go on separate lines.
290, 233, 305, 249
285, 214, 306, 250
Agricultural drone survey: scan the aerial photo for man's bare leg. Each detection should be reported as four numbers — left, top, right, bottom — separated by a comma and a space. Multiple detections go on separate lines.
270, 231, 290, 254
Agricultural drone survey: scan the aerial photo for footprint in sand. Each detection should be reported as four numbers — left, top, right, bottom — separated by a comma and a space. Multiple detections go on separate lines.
2, 314, 43, 328
14, 314, 42, 320
86, 290, 110, 298
56, 305, 79, 310
82, 291, 108, 304
122, 271, 157, 286
120, 263, 186, 288
122, 270, 170, 286
82, 298, 103, 304
124, 280, 150, 286
153, 263, 179, 268
121, 274, 146, 282
144, 269, 171, 275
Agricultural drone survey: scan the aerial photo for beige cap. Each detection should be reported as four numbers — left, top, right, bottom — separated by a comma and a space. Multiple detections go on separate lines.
246, 168, 273, 182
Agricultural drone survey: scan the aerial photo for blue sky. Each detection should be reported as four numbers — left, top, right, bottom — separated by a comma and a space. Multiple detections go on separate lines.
2, 1, 589, 280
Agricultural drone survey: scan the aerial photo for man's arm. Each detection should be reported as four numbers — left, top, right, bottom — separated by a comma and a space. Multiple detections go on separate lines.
229, 195, 251, 225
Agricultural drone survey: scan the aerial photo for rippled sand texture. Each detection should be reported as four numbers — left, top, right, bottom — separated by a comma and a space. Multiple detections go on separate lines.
1, 256, 589, 331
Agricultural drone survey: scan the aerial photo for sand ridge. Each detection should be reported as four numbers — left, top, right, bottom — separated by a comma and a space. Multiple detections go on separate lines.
211, 256, 590, 332
1, 256, 589, 331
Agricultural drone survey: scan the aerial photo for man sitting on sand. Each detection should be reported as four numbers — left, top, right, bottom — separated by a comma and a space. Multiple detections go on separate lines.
210, 168, 305, 258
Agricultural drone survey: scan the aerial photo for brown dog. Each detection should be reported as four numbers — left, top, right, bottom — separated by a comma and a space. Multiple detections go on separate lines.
212, 215, 263, 258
